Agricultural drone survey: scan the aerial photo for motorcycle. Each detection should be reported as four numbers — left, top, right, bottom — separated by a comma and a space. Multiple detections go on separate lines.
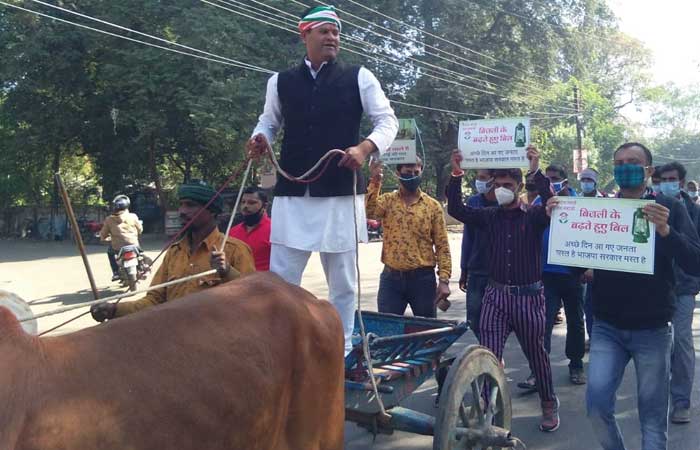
367, 219, 383, 241
116, 245, 151, 291
77, 217, 102, 245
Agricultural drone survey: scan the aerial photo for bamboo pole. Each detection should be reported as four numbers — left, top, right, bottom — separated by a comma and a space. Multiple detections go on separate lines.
55, 173, 100, 300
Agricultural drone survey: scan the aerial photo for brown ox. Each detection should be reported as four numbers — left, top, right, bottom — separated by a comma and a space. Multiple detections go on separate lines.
0, 272, 345, 450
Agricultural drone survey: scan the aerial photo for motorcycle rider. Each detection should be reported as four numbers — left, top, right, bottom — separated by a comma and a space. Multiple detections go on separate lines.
100, 195, 143, 281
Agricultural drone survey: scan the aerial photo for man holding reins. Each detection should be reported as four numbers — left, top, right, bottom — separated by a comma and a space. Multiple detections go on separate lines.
246, 6, 398, 354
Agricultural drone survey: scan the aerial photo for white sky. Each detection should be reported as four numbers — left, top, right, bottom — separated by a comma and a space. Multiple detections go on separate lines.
609, 0, 700, 87
608, 0, 700, 134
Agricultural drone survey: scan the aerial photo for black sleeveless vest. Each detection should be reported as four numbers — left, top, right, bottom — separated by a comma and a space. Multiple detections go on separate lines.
275, 59, 365, 197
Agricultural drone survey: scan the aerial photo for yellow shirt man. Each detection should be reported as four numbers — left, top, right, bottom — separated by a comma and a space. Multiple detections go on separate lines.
116, 228, 255, 316
365, 159, 451, 317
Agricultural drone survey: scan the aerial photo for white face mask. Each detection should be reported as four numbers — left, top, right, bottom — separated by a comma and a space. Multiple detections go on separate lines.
495, 187, 516, 206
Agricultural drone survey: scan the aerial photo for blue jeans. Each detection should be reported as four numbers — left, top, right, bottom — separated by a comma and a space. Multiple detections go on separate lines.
377, 267, 437, 318
466, 273, 489, 340
671, 294, 696, 409
586, 320, 672, 450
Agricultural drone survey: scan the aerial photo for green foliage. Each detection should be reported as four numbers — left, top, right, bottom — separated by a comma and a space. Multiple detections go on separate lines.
0, 0, 683, 208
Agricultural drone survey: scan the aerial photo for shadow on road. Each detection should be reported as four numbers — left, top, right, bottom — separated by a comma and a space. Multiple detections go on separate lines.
0, 234, 168, 263
29, 286, 128, 306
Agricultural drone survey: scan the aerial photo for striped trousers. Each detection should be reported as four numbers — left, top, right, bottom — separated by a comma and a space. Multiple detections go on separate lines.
480, 284, 556, 402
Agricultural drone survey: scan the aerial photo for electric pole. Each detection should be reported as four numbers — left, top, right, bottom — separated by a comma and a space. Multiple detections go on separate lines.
574, 85, 583, 151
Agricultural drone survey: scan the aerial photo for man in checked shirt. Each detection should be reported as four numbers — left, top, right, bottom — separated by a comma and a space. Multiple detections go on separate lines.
447, 146, 560, 433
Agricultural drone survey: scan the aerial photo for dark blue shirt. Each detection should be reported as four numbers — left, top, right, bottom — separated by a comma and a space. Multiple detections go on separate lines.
461, 194, 498, 275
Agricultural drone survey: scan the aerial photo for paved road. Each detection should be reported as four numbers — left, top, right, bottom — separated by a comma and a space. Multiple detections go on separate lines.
2, 234, 700, 449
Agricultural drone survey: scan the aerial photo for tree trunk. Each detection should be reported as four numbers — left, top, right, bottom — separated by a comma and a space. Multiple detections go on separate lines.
50, 147, 61, 239
148, 138, 167, 225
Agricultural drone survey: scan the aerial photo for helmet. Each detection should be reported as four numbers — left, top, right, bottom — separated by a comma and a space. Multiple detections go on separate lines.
112, 194, 130, 211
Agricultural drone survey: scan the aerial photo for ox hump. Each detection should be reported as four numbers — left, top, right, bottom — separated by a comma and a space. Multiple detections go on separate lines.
0, 306, 24, 339
0, 290, 38, 337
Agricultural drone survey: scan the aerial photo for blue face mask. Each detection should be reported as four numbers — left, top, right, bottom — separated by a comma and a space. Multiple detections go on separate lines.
651, 184, 661, 194
581, 181, 596, 194
475, 179, 492, 194
660, 181, 681, 197
614, 164, 646, 189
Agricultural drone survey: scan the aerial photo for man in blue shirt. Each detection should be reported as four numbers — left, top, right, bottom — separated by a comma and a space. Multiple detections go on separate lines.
459, 169, 497, 339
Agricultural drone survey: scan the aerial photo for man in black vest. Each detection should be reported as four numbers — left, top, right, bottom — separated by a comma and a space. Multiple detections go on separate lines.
246, 5, 398, 354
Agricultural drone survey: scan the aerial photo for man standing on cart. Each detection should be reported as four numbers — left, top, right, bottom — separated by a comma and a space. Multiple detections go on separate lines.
245, 5, 398, 354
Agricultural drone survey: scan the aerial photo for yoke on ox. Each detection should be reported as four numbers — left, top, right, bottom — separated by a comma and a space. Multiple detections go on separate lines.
0, 273, 345, 450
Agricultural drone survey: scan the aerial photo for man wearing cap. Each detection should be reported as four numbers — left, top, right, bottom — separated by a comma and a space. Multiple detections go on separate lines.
246, 6, 398, 353
578, 168, 604, 198
90, 181, 256, 321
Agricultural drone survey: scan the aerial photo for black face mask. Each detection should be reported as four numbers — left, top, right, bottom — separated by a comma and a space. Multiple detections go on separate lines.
242, 209, 264, 226
399, 175, 422, 192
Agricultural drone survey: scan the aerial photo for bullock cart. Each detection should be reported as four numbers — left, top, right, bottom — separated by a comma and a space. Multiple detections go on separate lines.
345, 311, 519, 449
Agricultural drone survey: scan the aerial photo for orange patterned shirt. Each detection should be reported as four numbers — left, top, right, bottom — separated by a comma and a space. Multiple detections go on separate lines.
365, 181, 451, 280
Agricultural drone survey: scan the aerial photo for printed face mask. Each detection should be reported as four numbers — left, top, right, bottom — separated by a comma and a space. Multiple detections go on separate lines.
551, 179, 568, 193
614, 164, 646, 189
495, 187, 515, 206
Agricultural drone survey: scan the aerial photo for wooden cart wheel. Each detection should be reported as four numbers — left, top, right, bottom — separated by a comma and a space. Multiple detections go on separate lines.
433, 345, 513, 450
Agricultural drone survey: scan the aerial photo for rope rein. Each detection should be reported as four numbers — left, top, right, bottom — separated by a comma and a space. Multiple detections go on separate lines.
28, 143, 389, 419
263, 142, 389, 418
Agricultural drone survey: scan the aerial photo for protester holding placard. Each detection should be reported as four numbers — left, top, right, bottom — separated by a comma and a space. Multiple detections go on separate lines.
366, 157, 451, 318
459, 169, 498, 339
658, 161, 700, 424
519, 164, 587, 391
447, 146, 562, 433
554, 143, 700, 450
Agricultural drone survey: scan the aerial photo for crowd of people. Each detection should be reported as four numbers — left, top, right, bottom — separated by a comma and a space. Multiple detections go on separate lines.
91, 5, 700, 450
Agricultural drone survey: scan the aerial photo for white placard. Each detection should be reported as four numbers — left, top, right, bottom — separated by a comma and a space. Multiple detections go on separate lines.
382, 118, 417, 165
547, 197, 656, 274
458, 117, 530, 169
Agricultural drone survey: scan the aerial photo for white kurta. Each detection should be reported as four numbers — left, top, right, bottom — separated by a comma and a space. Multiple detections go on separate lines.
253, 59, 398, 253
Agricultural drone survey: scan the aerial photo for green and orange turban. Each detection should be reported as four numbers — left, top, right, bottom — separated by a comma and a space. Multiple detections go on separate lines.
298, 5, 342, 33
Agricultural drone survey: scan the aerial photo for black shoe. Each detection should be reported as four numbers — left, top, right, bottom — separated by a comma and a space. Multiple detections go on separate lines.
517, 375, 537, 392
569, 367, 586, 385
111, 273, 120, 282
